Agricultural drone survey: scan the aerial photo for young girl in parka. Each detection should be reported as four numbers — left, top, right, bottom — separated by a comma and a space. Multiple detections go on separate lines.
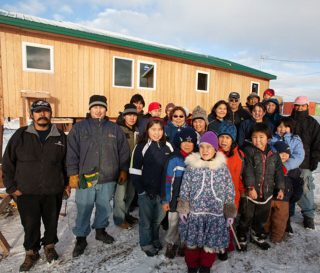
130, 118, 174, 257
162, 127, 198, 259
177, 131, 236, 273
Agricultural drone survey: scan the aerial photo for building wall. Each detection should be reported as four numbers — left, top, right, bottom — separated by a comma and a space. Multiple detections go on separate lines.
0, 27, 270, 118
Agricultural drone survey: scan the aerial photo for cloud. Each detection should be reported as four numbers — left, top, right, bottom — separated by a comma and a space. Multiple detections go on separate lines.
2, 0, 47, 15
59, 4, 73, 14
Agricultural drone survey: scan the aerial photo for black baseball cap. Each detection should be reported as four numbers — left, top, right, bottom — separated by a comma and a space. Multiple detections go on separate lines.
30, 100, 52, 112
228, 92, 240, 100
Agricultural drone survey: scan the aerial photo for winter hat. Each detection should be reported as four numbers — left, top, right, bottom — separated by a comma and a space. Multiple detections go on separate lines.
173, 127, 198, 149
265, 97, 279, 106
122, 103, 137, 115
148, 102, 161, 112
263, 88, 275, 98
247, 92, 260, 101
228, 92, 240, 100
199, 131, 219, 151
165, 103, 175, 113
89, 95, 107, 110
274, 141, 291, 155
192, 105, 208, 125
31, 100, 52, 113
294, 96, 309, 106
218, 122, 237, 142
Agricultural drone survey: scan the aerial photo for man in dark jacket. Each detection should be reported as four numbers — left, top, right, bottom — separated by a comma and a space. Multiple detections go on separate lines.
228, 92, 251, 130
67, 95, 130, 257
290, 96, 320, 229
2, 100, 68, 271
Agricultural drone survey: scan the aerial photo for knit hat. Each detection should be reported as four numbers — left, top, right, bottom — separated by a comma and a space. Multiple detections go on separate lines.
89, 95, 107, 109
192, 105, 208, 125
228, 92, 240, 100
265, 97, 279, 106
263, 88, 275, 98
31, 100, 52, 113
274, 141, 291, 155
294, 96, 309, 106
148, 102, 161, 112
165, 103, 175, 113
218, 122, 237, 142
199, 131, 219, 151
122, 103, 137, 115
173, 127, 198, 149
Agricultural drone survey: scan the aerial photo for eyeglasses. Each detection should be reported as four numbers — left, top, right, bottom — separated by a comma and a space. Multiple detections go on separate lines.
173, 115, 185, 118
229, 99, 239, 102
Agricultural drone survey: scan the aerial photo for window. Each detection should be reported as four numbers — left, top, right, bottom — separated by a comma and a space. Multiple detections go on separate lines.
113, 57, 134, 88
22, 42, 54, 73
138, 61, 156, 89
251, 81, 260, 93
196, 71, 209, 92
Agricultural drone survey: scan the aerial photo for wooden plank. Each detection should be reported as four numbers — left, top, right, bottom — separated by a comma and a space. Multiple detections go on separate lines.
0, 231, 10, 257
0, 195, 12, 214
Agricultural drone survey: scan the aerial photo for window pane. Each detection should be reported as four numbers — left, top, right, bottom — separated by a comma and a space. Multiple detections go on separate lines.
197, 73, 208, 91
252, 83, 259, 93
139, 63, 154, 88
114, 58, 133, 87
26, 46, 51, 70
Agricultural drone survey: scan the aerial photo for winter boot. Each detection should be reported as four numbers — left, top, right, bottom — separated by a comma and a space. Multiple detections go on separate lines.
199, 266, 211, 273
236, 235, 247, 251
286, 218, 294, 235
19, 250, 40, 272
303, 216, 315, 230
153, 240, 163, 251
141, 245, 158, 257
116, 221, 132, 230
44, 244, 59, 263
217, 251, 228, 261
72, 237, 88, 258
177, 244, 185, 257
125, 214, 138, 225
188, 267, 199, 273
95, 229, 115, 244
250, 231, 270, 250
165, 243, 178, 259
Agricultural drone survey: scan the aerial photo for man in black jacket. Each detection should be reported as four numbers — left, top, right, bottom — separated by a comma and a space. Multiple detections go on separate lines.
290, 96, 320, 229
2, 100, 68, 272
228, 92, 251, 130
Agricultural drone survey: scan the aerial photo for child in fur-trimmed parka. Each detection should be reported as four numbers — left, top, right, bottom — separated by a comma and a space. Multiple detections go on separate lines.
162, 127, 198, 259
177, 131, 236, 273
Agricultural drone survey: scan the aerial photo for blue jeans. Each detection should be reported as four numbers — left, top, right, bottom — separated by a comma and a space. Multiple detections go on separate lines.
73, 182, 116, 237
298, 169, 316, 219
138, 194, 166, 247
113, 179, 136, 225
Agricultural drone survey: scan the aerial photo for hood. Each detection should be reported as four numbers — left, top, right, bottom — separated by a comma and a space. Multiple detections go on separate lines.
185, 151, 226, 170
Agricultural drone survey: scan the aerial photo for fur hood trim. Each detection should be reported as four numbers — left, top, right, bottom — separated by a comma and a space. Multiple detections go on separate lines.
185, 151, 226, 170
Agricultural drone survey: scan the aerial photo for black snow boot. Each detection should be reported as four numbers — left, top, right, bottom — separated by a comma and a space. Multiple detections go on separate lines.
199, 266, 211, 273
95, 229, 115, 244
303, 216, 315, 230
125, 214, 138, 225
188, 267, 199, 273
286, 218, 294, 235
250, 232, 270, 250
218, 251, 228, 261
236, 234, 247, 251
165, 243, 178, 259
72, 237, 88, 258
19, 250, 40, 272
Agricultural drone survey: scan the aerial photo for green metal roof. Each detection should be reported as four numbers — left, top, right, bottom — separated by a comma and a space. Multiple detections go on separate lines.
0, 10, 276, 80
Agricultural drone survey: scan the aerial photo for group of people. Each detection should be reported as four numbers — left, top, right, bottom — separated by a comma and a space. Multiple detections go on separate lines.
2, 89, 320, 273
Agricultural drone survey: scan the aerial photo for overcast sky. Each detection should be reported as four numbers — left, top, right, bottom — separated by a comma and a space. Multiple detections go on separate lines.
2, 0, 320, 102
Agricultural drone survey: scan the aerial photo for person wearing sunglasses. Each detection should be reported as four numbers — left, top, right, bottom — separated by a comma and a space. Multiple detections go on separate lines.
228, 92, 251, 131
165, 106, 191, 143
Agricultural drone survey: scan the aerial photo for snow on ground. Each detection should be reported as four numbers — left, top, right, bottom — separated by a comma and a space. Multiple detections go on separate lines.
1, 170, 320, 273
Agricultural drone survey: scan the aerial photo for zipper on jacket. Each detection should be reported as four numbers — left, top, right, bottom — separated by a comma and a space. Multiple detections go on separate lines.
260, 153, 266, 199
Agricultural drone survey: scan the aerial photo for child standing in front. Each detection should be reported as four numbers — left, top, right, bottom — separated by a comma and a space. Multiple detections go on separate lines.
130, 118, 174, 257
162, 127, 198, 259
177, 131, 236, 273
237, 123, 285, 251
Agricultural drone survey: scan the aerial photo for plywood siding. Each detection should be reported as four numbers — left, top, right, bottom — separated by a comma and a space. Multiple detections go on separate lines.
0, 28, 270, 118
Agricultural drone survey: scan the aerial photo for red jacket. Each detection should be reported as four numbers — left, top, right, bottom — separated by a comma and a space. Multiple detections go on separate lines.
220, 146, 245, 210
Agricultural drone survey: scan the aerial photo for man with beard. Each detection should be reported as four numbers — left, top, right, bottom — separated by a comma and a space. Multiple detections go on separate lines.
290, 96, 320, 229
2, 100, 68, 271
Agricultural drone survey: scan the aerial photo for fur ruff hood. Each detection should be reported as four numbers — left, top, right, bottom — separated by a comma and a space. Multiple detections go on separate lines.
185, 151, 226, 170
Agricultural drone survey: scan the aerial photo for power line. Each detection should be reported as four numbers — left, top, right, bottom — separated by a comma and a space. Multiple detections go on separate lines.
261, 56, 320, 64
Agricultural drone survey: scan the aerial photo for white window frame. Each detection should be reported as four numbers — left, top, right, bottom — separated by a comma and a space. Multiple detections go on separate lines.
112, 56, 134, 89
22, 42, 54, 73
137, 60, 156, 90
196, 70, 210, 93
251, 81, 260, 94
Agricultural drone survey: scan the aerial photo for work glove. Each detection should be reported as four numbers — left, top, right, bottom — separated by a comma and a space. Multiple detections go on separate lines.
179, 213, 188, 224
69, 175, 79, 189
118, 170, 128, 185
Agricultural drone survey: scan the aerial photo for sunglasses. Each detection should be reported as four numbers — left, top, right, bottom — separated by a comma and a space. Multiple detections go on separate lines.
173, 115, 185, 118
229, 99, 239, 102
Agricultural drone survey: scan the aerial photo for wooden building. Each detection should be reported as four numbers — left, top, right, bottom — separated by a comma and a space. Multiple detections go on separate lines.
0, 10, 276, 123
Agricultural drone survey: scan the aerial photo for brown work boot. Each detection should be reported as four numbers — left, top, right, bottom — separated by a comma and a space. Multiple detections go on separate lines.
117, 221, 132, 230
44, 244, 59, 263
19, 250, 40, 272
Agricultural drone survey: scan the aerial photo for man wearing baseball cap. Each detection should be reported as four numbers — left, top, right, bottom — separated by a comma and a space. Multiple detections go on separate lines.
290, 96, 320, 229
228, 92, 251, 130
3, 100, 68, 271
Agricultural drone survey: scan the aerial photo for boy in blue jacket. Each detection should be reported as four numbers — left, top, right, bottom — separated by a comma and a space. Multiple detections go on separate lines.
162, 127, 198, 259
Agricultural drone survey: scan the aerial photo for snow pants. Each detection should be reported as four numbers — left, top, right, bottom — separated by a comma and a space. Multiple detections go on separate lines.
185, 247, 216, 269
165, 211, 180, 245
